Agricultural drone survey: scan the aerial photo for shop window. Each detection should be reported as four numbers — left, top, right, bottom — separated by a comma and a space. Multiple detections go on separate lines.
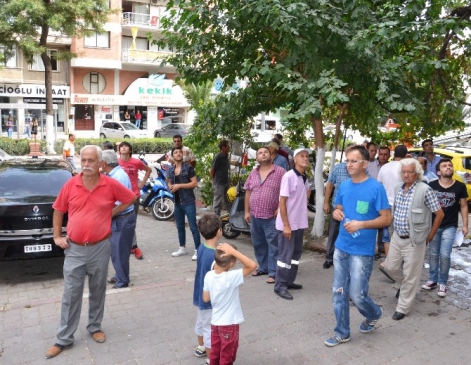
0, 46, 18, 68
83, 72, 106, 94
84, 32, 110, 48
29, 50, 58, 71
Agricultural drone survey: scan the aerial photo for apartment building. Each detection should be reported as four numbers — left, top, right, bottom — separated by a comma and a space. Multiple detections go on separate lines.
0, 33, 70, 139
70, 0, 189, 138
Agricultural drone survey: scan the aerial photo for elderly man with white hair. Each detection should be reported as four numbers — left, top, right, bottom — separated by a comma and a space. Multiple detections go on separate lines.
46, 146, 136, 359
382, 158, 444, 321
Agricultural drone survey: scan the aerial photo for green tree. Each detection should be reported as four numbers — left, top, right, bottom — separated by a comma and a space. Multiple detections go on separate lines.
159, 0, 471, 237
0, 0, 112, 153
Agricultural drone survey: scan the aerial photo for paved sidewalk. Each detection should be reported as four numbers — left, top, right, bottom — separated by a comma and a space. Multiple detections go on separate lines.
1, 209, 471, 365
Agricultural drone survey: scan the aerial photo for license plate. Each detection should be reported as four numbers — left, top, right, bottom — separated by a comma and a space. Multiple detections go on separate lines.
24, 244, 52, 253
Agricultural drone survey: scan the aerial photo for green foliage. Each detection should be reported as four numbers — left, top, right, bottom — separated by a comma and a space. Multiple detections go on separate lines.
0, 138, 174, 156
0, 138, 47, 155
159, 0, 471, 146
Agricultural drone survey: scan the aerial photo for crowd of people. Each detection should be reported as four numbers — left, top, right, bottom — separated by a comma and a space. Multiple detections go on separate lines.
45, 134, 467, 363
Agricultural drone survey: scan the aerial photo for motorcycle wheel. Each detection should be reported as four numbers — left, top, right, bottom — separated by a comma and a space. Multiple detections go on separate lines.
307, 192, 316, 213
152, 197, 175, 221
222, 222, 241, 239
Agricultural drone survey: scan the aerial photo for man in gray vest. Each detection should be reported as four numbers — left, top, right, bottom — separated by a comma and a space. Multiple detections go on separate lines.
382, 158, 444, 321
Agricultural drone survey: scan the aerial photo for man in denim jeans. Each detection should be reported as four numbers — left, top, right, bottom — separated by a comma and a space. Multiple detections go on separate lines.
167, 147, 201, 261
422, 158, 468, 297
325, 145, 391, 347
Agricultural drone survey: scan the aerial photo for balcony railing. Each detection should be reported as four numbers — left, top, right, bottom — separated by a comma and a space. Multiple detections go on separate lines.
122, 49, 173, 63
122, 12, 160, 28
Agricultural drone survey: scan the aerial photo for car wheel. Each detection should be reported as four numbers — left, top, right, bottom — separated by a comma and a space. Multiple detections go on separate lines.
154, 131, 161, 138
124, 135, 130, 139
100, 133, 106, 138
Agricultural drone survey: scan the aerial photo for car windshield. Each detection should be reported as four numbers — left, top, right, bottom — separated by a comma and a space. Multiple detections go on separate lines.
121, 123, 139, 130
0, 166, 71, 202
463, 157, 471, 170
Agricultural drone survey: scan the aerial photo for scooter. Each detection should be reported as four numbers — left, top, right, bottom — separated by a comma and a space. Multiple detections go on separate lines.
221, 189, 251, 239
139, 165, 175, 221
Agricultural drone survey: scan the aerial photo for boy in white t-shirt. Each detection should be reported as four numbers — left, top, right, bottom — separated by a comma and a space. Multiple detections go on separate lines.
203, 243, 257, 365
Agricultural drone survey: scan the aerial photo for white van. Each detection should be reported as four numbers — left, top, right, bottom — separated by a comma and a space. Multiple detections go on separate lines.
250, 116, 281, 142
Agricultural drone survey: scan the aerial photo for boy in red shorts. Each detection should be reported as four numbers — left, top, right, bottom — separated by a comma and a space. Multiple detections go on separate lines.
203, 243, 256, 365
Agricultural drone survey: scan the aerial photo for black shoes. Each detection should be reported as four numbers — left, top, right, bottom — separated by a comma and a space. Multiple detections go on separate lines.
323, 261, 332, 269
287, 283, 303, 290
392, 311, 405, 320
378, 267, 396, 283
274, 290, 293, 300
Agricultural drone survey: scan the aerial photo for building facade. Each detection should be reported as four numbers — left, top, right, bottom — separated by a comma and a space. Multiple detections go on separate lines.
69, 0, 189, 138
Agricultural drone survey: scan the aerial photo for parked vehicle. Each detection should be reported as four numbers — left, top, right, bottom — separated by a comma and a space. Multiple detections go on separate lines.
100, 121, 149, 139
154, 123, 192, 138
0, 158, 74, 260
221, 187, 251, 239
139, 165, 175, 220
408, 146, 471, 203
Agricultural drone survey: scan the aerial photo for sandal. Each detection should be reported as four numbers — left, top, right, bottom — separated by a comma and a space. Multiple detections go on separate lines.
266, 277, 275, 284
252, 270, 268, 277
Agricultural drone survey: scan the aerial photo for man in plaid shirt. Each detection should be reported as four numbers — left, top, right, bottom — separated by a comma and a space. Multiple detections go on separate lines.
244, 147, 286, 283
382, 158, 444, 321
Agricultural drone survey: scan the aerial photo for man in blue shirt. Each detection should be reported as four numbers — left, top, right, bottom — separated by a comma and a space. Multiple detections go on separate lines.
101, 150, 136, 289
325, 145, 391, 347
266, 141, 288, 171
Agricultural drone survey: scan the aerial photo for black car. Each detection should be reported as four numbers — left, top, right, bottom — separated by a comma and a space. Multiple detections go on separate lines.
0, 158, 73, 260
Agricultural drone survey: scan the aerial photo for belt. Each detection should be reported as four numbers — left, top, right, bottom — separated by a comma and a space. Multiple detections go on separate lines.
69, 233, 111, 247
112, 210, 134, 220
399, 235, 410, 239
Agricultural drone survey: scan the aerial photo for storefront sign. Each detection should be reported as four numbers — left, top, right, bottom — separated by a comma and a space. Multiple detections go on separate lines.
23, 98, 64, 104
72, 75, 190, 107
0, 84, 70, 98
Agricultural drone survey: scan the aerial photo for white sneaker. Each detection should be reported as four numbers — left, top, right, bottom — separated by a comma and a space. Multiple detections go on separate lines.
437, 284, 447, 297
171, 246, 188, 257
192, 250, 197, 261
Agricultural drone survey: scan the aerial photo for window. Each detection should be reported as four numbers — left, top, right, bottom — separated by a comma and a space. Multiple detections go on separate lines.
84, 32, 110, 48
29, 50, 58, 71
0, 46, 18, 68
82, 72, 106, 94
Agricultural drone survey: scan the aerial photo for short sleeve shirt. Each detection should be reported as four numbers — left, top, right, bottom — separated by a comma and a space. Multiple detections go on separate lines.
429, 180, 468, 228
52, 174, 136, 242
327, 162, 350, 208
63, 140, 75, 157
203, 269, 244, 326
275, 169, 310, 230
119, 157, 148, 196
244, 165, 285, 219
193, 243, 216, 310
211, 152, 230, 185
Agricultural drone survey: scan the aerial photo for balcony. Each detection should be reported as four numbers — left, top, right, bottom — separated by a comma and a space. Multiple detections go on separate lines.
122, 49, 173, 64
122, 12, 160, 29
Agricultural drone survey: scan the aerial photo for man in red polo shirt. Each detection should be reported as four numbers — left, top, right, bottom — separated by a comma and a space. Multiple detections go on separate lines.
45, 145, 136, 359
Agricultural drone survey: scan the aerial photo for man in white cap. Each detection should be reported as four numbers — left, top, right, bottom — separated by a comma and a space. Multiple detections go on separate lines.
274, 147, 311, 300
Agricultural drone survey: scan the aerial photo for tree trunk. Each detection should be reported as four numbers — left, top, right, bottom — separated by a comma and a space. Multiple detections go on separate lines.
311, 116, 326, 238
39, 21, 55, 155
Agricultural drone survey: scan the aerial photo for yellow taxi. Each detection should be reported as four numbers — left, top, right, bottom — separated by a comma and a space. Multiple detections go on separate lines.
408, 146, 471, 201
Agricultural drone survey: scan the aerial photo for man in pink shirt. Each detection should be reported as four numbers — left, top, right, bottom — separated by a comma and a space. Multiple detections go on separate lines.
244, 147, 285, 283
118, 141, 152, 260
274, 148, 311, 300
